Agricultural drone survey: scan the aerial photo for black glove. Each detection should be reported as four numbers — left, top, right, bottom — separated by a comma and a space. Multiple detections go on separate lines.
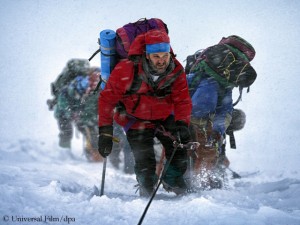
98, 126, 113, 157
175, 121, 191, 144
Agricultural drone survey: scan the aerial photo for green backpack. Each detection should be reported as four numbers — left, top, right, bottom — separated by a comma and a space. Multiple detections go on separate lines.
47, 59, 90, 110
185, 35, 257, 149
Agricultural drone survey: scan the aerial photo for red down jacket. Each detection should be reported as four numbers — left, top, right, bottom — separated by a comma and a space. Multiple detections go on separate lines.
98, 36, 192, 130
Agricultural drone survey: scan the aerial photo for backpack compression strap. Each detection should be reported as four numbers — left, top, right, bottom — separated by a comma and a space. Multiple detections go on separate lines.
89, 49, 101, 61
233, 86, 250, 107
226, 130, 236, 149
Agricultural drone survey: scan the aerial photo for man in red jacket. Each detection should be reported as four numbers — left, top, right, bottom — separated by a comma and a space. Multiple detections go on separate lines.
98, 29, 192, 197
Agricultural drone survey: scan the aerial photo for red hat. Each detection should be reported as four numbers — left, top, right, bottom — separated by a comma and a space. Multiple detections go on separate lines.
145, 29, 170, 45
128, 29, 171, 56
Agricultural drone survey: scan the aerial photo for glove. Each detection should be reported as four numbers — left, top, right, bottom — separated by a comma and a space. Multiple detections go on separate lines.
98, 126, 113, 157
175, 121, 191, 144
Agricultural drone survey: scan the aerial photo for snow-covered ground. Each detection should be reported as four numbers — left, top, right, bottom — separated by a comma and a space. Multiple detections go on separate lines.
1, 139, 300, 225
1, 0, 300, 224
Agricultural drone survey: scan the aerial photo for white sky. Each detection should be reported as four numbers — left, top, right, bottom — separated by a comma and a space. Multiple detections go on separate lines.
0, 0, 300, 172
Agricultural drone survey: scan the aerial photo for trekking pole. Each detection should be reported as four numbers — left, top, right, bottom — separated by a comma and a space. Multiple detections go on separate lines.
100, 157, 107, 196
137, 132, 197, 225
136, 126, 200, 225
99, 137, 119, 196
188, 155, 194, 189
137, 139, 180, 225
187, 142, 200, 192
227, 167, 241, 179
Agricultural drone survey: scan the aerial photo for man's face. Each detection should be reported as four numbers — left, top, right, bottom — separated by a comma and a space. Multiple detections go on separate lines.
147, 52, 171, 73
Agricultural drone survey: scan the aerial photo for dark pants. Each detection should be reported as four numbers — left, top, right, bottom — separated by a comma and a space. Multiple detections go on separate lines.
126, 119, 187, 189
57, 117, 73, 148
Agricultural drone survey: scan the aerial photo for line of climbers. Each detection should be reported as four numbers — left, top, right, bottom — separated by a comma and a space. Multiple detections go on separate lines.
47, 59, 134, 174
47, 29, 254, 196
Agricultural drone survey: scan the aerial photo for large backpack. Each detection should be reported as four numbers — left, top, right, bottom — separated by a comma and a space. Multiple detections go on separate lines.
185, 35, 256, 149
89, 18, 168, 90
186, 35, 257, 106
115, 18, 168, 60
47, 58, 90, 110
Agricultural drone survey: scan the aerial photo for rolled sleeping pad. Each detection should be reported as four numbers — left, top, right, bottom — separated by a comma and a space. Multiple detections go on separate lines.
99, 29, 116, 89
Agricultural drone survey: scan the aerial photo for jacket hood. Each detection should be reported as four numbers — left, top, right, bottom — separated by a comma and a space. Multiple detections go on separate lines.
128, 29, 172, 58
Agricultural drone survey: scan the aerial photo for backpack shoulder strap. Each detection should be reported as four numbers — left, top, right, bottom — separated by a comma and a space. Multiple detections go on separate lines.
125, 62, 142, 95
233, 86, 243, 107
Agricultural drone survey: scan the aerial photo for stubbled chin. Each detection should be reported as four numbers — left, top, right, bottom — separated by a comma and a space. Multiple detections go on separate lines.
156, 66, 166, 73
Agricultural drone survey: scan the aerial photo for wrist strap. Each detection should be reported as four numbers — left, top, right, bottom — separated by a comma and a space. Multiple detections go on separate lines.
99, 133, 120, 143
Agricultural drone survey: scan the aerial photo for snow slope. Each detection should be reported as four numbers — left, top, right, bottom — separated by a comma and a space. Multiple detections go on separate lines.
1, 139, 300, 225
1, 0, 300, 224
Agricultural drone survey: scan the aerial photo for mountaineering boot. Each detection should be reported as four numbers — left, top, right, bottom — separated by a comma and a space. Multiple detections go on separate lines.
59, 138, 71, 148
162, 164, 187, 195
193, 152, 230, 190
139, 185, 154, 198
162, 176, 187, 195
136, 170, 158, 198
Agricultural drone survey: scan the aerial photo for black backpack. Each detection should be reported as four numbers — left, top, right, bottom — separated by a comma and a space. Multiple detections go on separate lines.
185, 35, 257, 149
186, 35, 257, 106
